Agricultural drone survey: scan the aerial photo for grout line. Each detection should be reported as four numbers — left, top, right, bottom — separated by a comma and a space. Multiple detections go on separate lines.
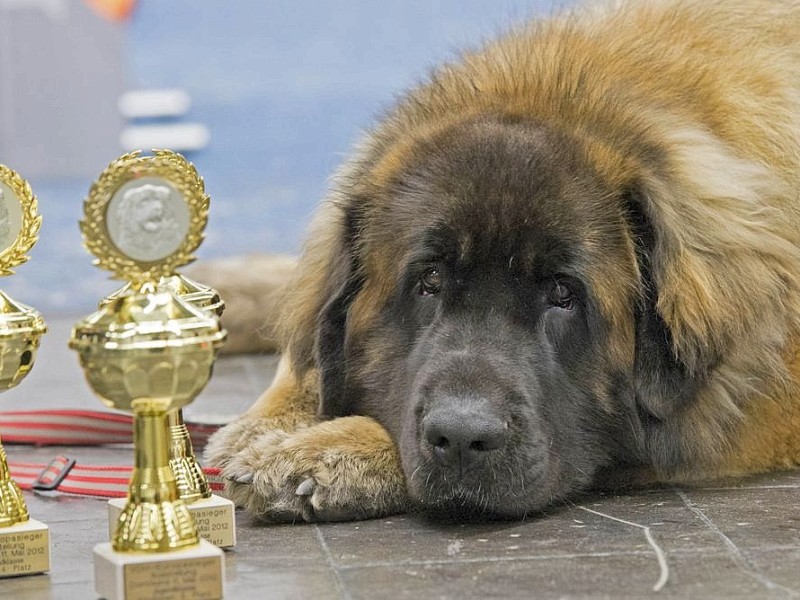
335, 549, 664, 571
675, 488, 800, 597
332, 543, 800, 571
578, 506, 669, 592
314, 524, 353, 600
695, 485, 800, 491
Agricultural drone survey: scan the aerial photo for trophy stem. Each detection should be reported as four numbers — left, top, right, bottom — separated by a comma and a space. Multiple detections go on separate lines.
0, 434, 30, 528
168, 409, 211, 503
113, 401, 198, 552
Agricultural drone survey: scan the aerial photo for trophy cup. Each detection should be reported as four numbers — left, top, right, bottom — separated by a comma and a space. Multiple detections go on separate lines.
70, 151, 225, 599
104, 274, 236, 548
96, 155, 235, 549
0, 165, 49, 578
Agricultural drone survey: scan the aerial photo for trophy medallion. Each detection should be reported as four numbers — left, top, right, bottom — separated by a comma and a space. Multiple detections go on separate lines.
0, 165, 49, 578
70, 151, 226, 600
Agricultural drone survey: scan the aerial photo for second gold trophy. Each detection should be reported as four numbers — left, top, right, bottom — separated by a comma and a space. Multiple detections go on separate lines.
70, 150, 232, 600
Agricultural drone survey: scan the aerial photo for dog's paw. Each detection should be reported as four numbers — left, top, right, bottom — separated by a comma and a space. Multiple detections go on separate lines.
204, 415, 300, 471
219, 416, 411, 523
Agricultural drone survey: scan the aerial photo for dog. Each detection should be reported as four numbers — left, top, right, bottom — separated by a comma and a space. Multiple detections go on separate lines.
205, 0, 800, 522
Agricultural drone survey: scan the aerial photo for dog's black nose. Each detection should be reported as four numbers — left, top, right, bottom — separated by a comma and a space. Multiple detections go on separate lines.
423, 404, 507, 473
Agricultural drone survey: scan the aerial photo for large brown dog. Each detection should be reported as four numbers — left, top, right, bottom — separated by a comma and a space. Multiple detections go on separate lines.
205, 0, 800, 522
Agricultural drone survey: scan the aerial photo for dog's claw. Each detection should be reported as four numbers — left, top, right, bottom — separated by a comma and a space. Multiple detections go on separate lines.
229, 472, 254, 484
295, 477, 316, 496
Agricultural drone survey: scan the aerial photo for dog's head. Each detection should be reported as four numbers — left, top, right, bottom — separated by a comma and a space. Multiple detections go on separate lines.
282, 111, 796, 517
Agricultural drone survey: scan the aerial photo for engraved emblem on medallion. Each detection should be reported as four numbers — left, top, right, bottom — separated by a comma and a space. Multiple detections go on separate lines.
0, 186, 23, 254
80, 150, 209, 283
107, 179, 191, 262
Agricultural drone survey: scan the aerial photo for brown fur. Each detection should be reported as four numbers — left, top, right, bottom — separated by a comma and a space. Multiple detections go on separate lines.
187, 254, 296, 354
206, 0, 800, 522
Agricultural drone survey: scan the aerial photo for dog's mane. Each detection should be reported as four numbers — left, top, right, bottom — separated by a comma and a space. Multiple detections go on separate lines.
279, 0, 800, 472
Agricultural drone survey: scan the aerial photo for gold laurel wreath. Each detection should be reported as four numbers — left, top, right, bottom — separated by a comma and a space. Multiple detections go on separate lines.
0, 164, 43, 277
80, 150, 210, 283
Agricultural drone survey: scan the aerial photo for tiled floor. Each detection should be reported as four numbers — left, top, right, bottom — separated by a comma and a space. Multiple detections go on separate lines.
2, 318, 800, 599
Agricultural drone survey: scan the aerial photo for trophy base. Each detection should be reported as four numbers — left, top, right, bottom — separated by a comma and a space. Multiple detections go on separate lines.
93, 539, 224, 600
108, 495, 236, 548
0, 518, 50, 578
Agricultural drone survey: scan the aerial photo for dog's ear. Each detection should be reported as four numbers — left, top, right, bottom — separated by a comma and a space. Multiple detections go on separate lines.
280, 200, 364, 419
622, 186, 704, 423
314, 208, 364, 418
625, 122, 800, 424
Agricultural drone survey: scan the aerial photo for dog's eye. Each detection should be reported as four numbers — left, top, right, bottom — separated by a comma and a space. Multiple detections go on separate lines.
419, 267, 442, 296
549, 280, 574, 310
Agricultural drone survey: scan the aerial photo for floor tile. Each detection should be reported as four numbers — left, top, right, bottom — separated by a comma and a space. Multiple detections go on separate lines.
317, 490, 726, 569
677, 487, 800, 550
747, 546, 800, 594
224, 567, 343, 600
337, 551, 789, 600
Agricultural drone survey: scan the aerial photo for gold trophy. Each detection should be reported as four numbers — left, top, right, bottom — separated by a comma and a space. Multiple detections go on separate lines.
0, 165, 49, 578
70, 151, 226, 600
104, 274, 236, 548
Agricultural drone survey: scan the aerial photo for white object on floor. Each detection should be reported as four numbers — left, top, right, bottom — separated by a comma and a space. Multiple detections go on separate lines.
118, 89, 192, 120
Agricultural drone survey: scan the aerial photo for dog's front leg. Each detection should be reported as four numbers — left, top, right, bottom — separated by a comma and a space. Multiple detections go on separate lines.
204, 355, 411, 522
